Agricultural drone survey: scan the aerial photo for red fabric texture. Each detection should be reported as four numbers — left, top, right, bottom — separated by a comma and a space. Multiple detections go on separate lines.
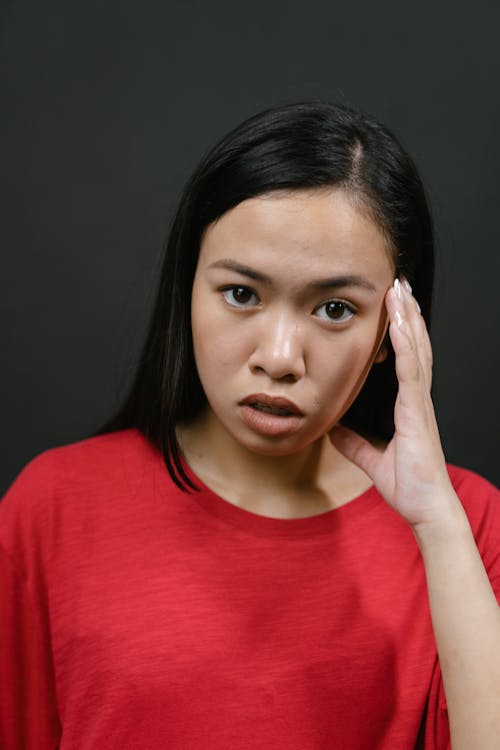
1, 429, 499, 749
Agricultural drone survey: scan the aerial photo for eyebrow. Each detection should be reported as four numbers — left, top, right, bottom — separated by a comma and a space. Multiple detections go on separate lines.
207, 259, 378, 293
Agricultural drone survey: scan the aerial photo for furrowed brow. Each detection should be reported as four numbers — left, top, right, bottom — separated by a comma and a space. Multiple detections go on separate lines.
208, 260, 377, 293
310, 275, 377, 293
207, 259, 272, 283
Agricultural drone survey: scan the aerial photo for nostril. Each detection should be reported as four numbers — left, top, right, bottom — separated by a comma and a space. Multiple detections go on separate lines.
248, 325, 306, 381
250, 363, 300, 383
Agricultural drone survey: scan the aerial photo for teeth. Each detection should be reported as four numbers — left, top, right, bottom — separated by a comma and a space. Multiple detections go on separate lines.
252, 403, 294, 416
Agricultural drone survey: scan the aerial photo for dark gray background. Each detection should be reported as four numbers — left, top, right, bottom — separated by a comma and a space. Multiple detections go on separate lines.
1, 0, 499, 494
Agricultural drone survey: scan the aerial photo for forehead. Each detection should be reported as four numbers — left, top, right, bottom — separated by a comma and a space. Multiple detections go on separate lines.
200, 188, 395, 280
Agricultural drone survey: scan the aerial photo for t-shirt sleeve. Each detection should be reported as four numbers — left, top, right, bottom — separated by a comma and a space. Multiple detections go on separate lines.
0, 457, 61, 750
0, 548, 60, 749
454, 467, 500, 598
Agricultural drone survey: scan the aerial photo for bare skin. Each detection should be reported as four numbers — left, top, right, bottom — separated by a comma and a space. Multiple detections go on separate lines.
179, 188, 392, 517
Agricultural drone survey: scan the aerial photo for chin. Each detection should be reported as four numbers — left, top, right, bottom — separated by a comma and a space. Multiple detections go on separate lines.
234, 429, 327, 458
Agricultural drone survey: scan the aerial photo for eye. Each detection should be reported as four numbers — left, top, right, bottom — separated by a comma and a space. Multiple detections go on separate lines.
315, 300, 355, 324
222, 286, 259, 308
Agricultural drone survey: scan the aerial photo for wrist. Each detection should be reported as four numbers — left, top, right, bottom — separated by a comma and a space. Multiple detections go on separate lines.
411, 490, 471, 554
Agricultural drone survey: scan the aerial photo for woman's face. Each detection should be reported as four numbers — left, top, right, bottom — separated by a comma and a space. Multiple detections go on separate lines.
190, 188, 394, 456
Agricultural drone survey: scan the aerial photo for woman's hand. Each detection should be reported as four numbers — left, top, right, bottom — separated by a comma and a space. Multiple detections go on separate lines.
329, 278, 460, 529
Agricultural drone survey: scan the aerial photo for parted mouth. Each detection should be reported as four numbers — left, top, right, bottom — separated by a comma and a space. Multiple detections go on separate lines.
239, 393, 303, 417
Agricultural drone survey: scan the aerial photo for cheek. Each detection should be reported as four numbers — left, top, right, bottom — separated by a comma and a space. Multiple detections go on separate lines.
314, 335, 374, 383
311, 327, 384, 413
316, 353, 363, 409
191, 304, 248, 378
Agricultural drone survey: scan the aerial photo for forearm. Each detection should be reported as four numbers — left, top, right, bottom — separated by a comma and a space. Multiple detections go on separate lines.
414, 496, 500, 750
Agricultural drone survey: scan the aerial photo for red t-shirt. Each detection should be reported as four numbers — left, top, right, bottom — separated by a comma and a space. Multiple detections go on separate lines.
1, 429, 499, 749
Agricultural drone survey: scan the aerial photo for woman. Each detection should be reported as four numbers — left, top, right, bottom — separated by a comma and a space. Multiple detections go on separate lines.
1, 101, 499, 749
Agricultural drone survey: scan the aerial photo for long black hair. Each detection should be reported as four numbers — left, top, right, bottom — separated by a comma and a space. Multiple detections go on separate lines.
99, 100, 435, 490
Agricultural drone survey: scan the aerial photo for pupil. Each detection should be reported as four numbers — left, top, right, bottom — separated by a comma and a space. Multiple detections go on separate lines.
326, 301, 345, 319
234, 287, 251, 303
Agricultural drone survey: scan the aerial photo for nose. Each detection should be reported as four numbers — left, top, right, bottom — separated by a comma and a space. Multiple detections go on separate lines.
248, 311, 306, 382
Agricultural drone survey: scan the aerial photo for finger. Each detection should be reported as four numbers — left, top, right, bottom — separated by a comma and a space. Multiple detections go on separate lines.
386, 285, 423, 390
389, 281, 430, 390
400, 280, 433, 391
385, 286, 435, 435
329, 425, 383, 480
387, 285, 438, 440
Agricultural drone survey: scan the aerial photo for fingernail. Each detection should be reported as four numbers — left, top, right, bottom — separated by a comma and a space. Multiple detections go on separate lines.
395, 310, 405, 329
403, 279, 412, 295
394, 278, 402, 300
416, 300, 421, 314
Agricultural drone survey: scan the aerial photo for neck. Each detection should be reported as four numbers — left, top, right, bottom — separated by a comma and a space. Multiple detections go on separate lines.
177, 407, 373, 519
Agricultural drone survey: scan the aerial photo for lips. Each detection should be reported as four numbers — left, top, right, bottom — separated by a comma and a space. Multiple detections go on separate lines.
238, 394, 304, 437
239, 393, 303, 417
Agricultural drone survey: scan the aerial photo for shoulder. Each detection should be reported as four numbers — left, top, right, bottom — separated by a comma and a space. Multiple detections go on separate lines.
447, 463, 498, 510
1, 429, 155, 501
0, 430, 171, 550
0, 429, 186, 575
447, 463, 500, 574
447, 462, 497, 489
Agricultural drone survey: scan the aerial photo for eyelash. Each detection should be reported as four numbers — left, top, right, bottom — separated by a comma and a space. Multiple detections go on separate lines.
314, 300, 356, 323
221, 286, 259, 308
220, 286, 357, 324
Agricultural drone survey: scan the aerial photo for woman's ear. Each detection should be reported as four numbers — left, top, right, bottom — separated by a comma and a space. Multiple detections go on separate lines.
373, 333, 389, 364
374, 343, 388, 364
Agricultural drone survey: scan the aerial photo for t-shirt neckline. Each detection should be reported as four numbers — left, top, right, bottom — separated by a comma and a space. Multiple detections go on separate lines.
163, 446, 385, 539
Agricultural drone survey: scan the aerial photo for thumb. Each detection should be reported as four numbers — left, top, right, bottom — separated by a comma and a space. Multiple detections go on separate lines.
328, 425, 382, 480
